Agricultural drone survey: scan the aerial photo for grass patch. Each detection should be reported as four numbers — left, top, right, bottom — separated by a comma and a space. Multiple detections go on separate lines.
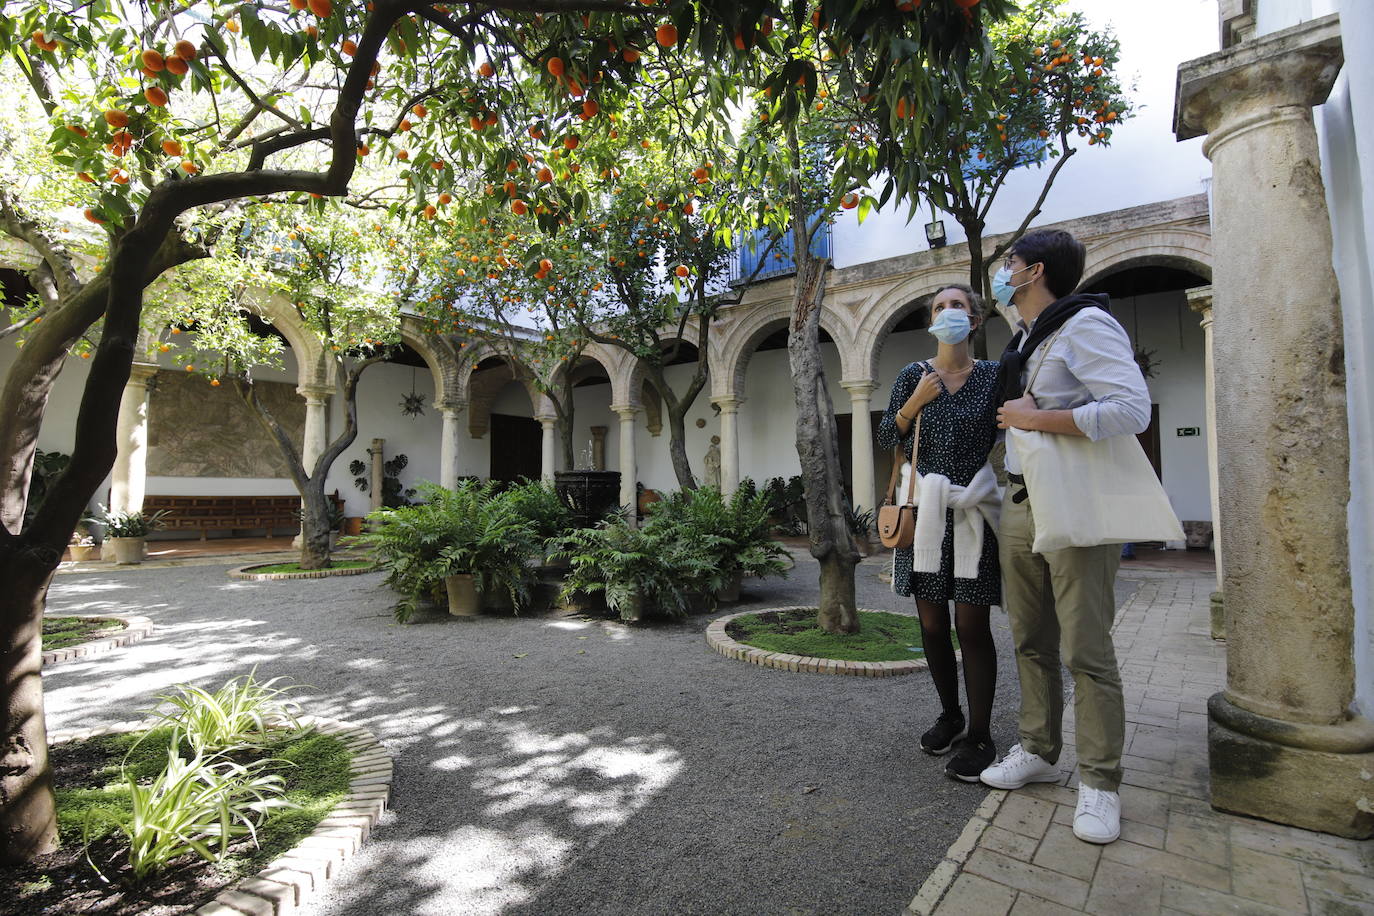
726, 607, 956, 662
42, 616, 124, 651
247, 559, 373, 575
52, 726, 351, 875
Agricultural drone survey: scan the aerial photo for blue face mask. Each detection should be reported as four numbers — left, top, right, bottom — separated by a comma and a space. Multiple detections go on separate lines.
928, 307, 972, 345
991, 263, 1036, 306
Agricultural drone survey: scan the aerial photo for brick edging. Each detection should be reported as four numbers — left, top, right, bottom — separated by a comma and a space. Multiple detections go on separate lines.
706, 607, 929, 677
49, 714, 391, 916
42, 615, 153, 666
229, 562, 377, 580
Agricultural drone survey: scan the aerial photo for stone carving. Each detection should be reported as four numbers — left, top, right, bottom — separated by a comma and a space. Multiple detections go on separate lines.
704, 435, 721, 490
147, 372, 305, 478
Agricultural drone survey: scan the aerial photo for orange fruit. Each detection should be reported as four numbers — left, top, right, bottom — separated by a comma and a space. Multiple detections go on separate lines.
423, 204, 437, 218
341, 39, 357, 56
537, 167, 553, 183
185, 364, 194, 371
412, 103, 427, 118
895, 97, 909, 119
564, 134, 580, 150
399, 119, 412, 131
165, 56, 189, 75
161, 139, 182, 156
683, 202, 694, 215
181, 159, 199, 173
32, 30, 59, 52
640, 139, 651, 149
226, 18, 240, 32
308, 0, 332, 16
529, 125, 544, 139
77, 171, 94, 183
674, 265, 689, 277
438, 192, 452, 204
566, 79, 584, 97
83, 209, 103, 223
396, 149, 409, 160
144, 86, 169, 107
547, 56, 565, 77
478, 61, 495, 78
539, 258, 553, 272
656, 23, 678, 47
356, 143, 369, 156
431, 160, 445, 169
141, 49, 165, 71
511, 199, 528, 215
840, 192, 859, 209
306, 25, 318, 38
103, 109, 129, 128
469, 115, 484, 130
623, 47, 641, 63
108, 167, 129, 184
66, 123, 88, 137
291, 0, 307, 8
503, 180, 517, 195
210, 379, 221, 387
581, 99, 598, 119
733, 32, 747, 50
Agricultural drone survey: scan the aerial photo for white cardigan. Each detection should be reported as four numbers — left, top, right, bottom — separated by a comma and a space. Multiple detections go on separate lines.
897, 462, 1002, 580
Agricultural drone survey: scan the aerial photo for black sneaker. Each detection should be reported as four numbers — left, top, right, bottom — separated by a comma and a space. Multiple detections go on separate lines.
920, 711, 967, 755
945, 737, 998, 782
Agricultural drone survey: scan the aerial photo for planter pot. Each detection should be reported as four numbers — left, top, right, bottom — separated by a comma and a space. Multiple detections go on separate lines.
716, 571, 744, 603
108, 537, 145, 565
68, 544, 99, 563
445, 574, 480, 617
617, 590, 645, 623
343, 516, 364, 537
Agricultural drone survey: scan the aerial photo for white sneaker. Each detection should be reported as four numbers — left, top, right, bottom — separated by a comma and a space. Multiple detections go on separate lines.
978, 744, 1059, 789
1073, 784, 1121, 844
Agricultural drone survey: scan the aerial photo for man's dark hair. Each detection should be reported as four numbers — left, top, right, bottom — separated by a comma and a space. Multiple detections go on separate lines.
1010, 229, 1086, 299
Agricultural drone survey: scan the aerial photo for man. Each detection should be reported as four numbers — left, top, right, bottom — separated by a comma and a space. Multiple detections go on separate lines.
979, 228, 1150, 845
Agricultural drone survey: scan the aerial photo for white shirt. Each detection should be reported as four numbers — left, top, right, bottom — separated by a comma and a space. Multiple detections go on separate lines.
1005, 308, 1152, 475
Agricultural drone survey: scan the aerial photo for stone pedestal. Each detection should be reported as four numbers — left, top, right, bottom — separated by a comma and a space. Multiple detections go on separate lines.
611, 404, 638, 523
109, 363, 159, 516
368, 438, 385, 512
841, 380, 877, 515
1176, 13, 1373, 838
590, 425, 607, 471
711, 395, 742, 495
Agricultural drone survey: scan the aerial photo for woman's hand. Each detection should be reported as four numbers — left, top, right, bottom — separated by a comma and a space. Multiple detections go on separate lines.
904, 370, 943, 416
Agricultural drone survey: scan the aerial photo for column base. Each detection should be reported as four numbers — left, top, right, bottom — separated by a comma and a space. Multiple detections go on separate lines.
1209, 591, 1225, 640
1208, 692, 1374, 839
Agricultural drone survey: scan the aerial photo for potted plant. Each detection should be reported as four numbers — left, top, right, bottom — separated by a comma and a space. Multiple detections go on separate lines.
501, 479, 574, 566
68, 533, 98, 563
352, 481, 539, 621
89, 506, 171, 565
645, 487, 790, 603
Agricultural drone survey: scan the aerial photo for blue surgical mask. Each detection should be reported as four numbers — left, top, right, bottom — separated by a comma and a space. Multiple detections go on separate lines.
928, 308, 972, 345
991, 263, 1035, 306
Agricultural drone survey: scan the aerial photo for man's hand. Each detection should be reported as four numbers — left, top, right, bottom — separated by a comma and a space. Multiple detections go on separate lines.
997, 394, 1040, 430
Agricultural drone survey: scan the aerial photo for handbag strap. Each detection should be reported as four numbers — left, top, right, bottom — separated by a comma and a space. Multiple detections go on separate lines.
883, 361, 928, 507
1023, 326, 1067, 399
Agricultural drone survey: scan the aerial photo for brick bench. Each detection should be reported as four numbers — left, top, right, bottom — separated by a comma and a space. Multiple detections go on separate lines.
142, 493, 344, 541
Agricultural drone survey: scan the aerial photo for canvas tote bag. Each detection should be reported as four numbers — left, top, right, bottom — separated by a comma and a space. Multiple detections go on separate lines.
1007, 329, 1184, 554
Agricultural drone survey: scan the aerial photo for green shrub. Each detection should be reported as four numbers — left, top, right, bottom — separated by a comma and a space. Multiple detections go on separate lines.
143, 670, 303, 756
552, 514, 716, 620
353, 480, 539, 621
644, 486, 790, 585
501, 479, 574, 545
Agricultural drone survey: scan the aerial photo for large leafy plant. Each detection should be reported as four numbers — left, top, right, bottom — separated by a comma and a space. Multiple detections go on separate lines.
145, 670, 304, 756
353, 480, 539, 621
500, 479, 574, 545
647, 486, 791, 584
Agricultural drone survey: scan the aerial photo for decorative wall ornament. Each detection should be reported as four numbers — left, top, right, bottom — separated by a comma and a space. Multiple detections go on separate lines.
147, 371, 304, 478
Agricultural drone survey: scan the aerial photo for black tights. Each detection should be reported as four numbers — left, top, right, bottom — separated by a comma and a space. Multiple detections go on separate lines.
916, 599, 997, 742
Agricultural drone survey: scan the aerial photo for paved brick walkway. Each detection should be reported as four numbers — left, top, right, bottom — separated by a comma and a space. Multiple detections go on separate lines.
908, 571, 1374, 915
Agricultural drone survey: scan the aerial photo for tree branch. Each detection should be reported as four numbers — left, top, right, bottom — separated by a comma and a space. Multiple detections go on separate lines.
0, 191, 81, 301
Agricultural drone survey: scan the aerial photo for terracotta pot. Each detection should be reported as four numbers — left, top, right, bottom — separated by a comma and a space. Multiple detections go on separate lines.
343, 516, 364, 537
108, 537, 145, 565
445, 573, 480, 617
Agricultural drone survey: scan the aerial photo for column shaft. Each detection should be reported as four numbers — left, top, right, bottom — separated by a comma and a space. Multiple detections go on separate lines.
439, 406, 463, 489
842, 381, 877, 515
613, 406, 637, 521
539, 417, 557, 482
712, 396, 742, 495
110, 365, 158, 515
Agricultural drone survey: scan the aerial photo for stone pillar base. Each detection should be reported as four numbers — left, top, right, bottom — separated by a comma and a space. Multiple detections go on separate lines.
1209, 591, 1225, 640
1208, 692, 1374, 839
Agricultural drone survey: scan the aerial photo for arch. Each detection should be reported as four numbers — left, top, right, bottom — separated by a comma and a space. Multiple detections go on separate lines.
849, 267, 979, 382
398, 314, 463, 408
461, 344, 545, 437
1079, 226, 1213, 290
245, 292, 332, 390
709, 298, 852, 399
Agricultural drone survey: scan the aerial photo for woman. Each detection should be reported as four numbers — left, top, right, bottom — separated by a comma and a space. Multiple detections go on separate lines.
877, 284, 1002, 781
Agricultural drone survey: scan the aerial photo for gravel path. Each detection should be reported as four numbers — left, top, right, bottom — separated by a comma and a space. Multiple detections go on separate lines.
43, 550, 1139, 916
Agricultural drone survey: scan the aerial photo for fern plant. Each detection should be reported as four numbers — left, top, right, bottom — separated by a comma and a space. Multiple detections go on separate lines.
352, 480, 539, 621
647, 487, 790, 584
552, 515, 712, 620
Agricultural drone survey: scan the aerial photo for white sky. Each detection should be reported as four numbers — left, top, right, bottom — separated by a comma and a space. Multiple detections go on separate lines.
831, 0, 1222, 268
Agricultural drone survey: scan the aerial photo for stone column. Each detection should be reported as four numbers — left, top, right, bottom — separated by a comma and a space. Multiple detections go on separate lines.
293, 384, 332, 548
841, 380, 878, 515
368, 438, 385, 512
437, 403, 463, 489
590, 426, 608, 471
110, 363, 159, 515
1186, 288, 1225, 637
612, 404, 638, 522
711, 395, 743, 495
538, 416, 558, 482
1176, 14, 1374, 838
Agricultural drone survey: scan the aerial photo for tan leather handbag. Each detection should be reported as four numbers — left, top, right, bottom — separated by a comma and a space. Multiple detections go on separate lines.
877, 412, 920, 549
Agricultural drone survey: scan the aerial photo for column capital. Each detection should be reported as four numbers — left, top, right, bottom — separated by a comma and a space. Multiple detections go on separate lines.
1186, 285, 1214, 324
128, 362, 159, 384
535, 414, 558, 428
839, 378, 878, 398
1175, 14, 1342, 143
610, 404, 639, 419
297, 383, 334, 403
710, 395, 744, 412
434, 400, 465, 417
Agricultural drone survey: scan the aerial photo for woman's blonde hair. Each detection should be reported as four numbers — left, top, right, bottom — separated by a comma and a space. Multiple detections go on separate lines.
931, 283, 986, 320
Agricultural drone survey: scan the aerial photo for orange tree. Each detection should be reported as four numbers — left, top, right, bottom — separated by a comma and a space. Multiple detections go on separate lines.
859, 0, 1131, 352
0, 0, 1006, 861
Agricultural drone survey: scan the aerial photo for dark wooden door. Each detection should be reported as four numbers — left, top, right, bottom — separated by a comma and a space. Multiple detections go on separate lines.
1138, 404, 1162, 480
489, 413, 542, 484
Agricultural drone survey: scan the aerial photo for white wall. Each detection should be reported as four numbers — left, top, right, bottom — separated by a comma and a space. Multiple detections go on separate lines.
831, 0, 1218, 268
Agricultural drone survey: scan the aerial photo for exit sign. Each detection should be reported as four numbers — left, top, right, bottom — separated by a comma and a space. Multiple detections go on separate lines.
1177, 427, 1201, 437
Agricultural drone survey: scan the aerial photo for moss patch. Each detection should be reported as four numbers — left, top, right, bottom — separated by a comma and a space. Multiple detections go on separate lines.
247, 559, 373, 575
43, 616, 125, 651
725, 607, 955, 662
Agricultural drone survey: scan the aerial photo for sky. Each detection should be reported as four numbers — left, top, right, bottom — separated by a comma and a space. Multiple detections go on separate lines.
830, 0, 1223, 269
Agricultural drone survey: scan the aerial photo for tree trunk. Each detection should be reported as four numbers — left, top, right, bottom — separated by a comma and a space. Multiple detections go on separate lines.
664, 403, 696, 489
557, 377, 575, 471
788, 254, 861, 635
0, 538, 60, 864
297, 481, 334, 570
967, 226, 991, 360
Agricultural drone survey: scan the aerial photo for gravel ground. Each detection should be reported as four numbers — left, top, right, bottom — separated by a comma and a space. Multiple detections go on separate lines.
43, 549, 1139, 916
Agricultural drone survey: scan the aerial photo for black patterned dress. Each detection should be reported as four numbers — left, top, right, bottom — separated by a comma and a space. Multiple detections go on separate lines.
876, 360, 1002, 605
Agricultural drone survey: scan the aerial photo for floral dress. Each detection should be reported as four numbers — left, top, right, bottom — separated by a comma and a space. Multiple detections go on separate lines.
876, 360, 1002, 605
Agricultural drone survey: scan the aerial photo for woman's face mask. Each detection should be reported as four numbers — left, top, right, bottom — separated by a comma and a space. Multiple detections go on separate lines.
928, 307, 972, 345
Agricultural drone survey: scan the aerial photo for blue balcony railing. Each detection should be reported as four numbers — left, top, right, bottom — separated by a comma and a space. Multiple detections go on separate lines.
730, 216, 832, 284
